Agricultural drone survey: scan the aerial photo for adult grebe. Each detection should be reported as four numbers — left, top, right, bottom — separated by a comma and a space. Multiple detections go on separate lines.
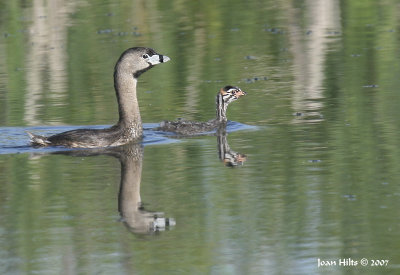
28, 47, 170, 148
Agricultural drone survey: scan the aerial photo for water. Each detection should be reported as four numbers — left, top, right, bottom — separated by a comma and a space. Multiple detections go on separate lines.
1, 0, 400, 274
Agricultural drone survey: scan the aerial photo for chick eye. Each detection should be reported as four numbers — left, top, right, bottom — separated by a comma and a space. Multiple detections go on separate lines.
142, 54, 149, 59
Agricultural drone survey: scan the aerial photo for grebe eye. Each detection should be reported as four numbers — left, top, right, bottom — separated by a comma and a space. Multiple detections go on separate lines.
142, 54, 149, 59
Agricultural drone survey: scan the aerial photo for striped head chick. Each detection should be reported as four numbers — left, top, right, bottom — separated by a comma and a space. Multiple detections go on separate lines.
216, 86, 247, 122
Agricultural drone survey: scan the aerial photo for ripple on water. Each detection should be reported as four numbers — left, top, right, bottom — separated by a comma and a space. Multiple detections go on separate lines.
0, 125, 173, 155
0, 122, 258, 155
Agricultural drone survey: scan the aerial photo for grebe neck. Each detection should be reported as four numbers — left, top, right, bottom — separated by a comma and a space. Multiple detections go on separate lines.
114, 69, 142, 135
216, 93, 228, 122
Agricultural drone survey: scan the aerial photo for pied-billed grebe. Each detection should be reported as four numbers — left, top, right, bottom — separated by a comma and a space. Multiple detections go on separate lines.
156, 86, 246, 135
27, 47, 170, 148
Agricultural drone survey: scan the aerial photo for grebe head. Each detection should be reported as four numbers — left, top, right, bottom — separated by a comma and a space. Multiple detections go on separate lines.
215, 86, 246, 122
219, 86, 247, 104
115, 47, 170, 78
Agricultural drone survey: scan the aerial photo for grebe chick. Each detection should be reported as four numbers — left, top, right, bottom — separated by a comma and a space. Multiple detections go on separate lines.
27, 47, 170, 148
156, 86, 246, 135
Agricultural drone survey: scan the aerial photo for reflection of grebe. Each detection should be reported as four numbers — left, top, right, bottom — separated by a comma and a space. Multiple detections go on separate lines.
28, 47, 170, 148
217, 128, 247, 167
115, 145, 176, 234
156, 86, 246, 135
52, 144, 175, 234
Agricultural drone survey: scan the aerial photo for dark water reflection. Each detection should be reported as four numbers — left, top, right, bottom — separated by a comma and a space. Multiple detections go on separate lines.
52, 143, 176, 235
2, 0, 400, 274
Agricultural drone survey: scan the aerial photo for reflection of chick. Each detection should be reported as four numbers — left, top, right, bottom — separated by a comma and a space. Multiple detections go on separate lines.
223, 152, 247, 167
217, 128, 247, 167
156, 86, 246, 135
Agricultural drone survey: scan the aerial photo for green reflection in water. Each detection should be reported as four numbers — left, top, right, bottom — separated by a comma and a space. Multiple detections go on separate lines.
1, 0, 400, 274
